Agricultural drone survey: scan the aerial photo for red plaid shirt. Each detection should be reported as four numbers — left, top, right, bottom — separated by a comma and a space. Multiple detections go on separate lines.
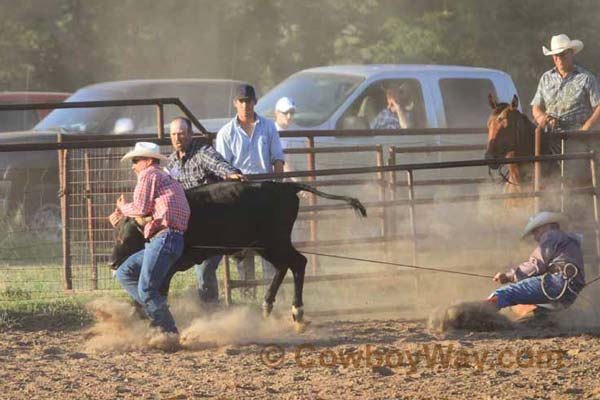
119, 165, 190, 239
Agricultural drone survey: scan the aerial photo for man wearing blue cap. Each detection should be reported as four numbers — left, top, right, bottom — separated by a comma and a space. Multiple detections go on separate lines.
216, 84, 285, 295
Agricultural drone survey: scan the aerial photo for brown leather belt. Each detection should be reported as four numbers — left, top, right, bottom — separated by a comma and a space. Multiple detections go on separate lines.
152, 226, 185, 237
134, 217, 184, 238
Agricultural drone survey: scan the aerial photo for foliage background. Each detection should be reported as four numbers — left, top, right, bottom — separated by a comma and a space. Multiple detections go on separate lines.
2, 0, 600, 114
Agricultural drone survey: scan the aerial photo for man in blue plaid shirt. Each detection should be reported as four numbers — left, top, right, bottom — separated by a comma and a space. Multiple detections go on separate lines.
166, 117, 244, 303
370, 83, 414, 130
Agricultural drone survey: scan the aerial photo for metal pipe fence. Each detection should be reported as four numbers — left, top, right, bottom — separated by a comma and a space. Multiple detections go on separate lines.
2, 116, 600, 309
219, 151, 600, 305
2, 146, 599, 305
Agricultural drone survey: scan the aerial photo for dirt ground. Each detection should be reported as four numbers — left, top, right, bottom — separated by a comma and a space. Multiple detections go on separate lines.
2, 296, 600, 400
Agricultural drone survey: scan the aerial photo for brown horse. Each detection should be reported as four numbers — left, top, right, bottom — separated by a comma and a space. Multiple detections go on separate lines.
485, 94, 558, 204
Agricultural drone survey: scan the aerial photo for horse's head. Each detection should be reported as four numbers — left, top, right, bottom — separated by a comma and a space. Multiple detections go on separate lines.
485, 94, 523, 169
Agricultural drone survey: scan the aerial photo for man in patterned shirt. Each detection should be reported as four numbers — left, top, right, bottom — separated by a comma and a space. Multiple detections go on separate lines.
110, 142, 190, 335
531, 34, 600, 182
166, 117, 243, 304
487, 211, 584, 314
370, 83, 414, 130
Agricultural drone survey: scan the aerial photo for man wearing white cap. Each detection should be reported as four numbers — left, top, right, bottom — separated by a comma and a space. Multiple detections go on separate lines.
110, 142, 190, 335
275, 97, 296, 131
532, 34, 600, 182
487, 211, 585, 312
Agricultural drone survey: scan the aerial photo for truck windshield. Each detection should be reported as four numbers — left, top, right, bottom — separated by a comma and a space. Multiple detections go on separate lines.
34, 82, 240, 134
34, 88, 137, 134
256, 72, 363, 127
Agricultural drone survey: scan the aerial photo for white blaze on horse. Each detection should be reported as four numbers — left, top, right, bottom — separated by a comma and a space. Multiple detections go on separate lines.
485, 94, 559, 206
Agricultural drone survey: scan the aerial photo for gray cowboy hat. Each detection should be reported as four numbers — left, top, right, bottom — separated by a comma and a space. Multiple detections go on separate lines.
522, 211, 567, 238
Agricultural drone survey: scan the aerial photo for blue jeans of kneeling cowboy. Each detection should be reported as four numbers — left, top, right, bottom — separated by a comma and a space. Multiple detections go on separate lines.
116, 228, 184, 334
492, 270, 582, 309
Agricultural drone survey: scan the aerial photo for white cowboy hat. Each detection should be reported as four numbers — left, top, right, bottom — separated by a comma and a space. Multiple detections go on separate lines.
542, 34, 583, 56
522, 211, 567, 238
121, 141, 167, 162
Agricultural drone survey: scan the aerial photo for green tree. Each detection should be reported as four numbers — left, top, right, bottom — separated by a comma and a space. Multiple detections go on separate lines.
2, 0, 600, 115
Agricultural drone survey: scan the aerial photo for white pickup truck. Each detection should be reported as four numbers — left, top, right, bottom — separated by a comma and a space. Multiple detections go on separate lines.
253, 64, 521, 193
256, 64, 519, 132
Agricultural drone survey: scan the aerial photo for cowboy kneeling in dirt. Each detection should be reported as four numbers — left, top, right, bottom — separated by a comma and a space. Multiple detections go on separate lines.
487, 212, 585, 315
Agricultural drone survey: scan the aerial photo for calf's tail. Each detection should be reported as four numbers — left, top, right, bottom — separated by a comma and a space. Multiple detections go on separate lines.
293, 183, 367, 217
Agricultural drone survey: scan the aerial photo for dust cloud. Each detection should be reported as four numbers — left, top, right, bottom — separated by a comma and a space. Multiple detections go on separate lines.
83, 295, 323, 354
300, 178, 600, 323
303, 180, 531, 311
84, 178, 600, 353
84, 298, 181, 353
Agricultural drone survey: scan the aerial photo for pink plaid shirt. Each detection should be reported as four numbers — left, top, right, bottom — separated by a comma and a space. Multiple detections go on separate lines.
119, 165, 190, 239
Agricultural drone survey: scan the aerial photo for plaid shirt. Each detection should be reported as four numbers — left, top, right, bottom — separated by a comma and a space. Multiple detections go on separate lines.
370, 108, 413, 129
119, 165, 190, 239
531, 65, 600, 132
166, 139, 241, 190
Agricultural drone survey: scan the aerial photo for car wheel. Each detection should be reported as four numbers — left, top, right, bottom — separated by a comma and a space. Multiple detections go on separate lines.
31, 203, 63, 242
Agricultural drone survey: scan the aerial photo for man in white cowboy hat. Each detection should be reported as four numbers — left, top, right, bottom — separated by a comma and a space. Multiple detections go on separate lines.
532, 34, 600, 133
486, 211, 585, 312
109, 142, 190, 336
531, 34, 600, 185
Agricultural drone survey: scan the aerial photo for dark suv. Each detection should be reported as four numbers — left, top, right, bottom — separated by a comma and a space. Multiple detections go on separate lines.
0, 79, 249, 240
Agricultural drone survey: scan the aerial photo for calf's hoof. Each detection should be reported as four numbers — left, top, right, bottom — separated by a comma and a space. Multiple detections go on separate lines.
262, 301, 274, 318
291, 306, 310, 333
291, 305, 304, 322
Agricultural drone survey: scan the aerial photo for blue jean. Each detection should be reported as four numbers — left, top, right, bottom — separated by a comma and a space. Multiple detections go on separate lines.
492, 274, 578, 309
194, 255, 222, 303
116, 230, 184, 334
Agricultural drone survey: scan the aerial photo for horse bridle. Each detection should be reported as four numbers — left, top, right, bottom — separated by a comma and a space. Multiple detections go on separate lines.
488, 108, 523, 186
488, 165, 516, 185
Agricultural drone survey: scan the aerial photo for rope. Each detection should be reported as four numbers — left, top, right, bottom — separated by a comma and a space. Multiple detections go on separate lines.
188, 245, 600, 287
540, 263, 578, 301
188, 245, 493, 278
300, 250, 495, 279
189, 245, 262, 250
585, 275, 600, 286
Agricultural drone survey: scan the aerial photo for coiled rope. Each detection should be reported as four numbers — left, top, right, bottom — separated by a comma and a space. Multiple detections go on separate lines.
540, 263, 579, 301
